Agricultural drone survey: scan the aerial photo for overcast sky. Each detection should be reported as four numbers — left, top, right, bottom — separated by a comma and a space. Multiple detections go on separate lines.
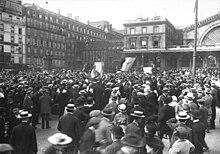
22, 0, 220, 30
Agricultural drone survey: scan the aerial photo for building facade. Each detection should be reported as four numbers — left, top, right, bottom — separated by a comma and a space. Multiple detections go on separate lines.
0, 0, 25, 70
123, 14, 220, 71
123, 16, 182, 71
87, 20, 124, 72
22, 4, 122, 71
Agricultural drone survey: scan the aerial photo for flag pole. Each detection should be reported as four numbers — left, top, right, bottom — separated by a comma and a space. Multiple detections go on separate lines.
192, 0, 198, 78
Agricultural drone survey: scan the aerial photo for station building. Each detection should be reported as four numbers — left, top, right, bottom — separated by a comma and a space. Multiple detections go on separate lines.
122, 13, 220, 71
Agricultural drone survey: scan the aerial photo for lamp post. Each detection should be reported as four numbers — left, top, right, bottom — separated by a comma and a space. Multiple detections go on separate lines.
192, 0, 198, 78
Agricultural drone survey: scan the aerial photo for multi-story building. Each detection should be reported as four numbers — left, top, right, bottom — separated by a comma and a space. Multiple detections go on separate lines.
123, 14, 220, 71
22, 4, 122, 71
123, 16, 181, 70
0, 0, 25, 70
87, 20, 124, 72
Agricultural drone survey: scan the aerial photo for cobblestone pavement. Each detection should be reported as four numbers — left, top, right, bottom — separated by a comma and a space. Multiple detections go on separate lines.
36, 108, 220, 154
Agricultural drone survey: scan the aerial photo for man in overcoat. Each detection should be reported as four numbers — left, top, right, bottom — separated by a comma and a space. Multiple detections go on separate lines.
39, 90, 52, 129
157, 97, 175, 141
57, 104, 80, 154
10, 111, 38, 154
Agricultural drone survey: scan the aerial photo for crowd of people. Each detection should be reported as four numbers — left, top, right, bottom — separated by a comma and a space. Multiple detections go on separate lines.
0, 68, 220, 154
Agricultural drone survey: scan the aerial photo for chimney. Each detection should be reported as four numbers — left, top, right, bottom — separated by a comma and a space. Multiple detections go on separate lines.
58, 9, 61, 15
67, 13, 72, 19
74, 16, 79, 21
87, 20, 90, 25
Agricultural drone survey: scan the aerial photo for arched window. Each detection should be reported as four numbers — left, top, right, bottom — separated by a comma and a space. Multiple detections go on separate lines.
207, 55, 217, 67
182, 55, 190, 67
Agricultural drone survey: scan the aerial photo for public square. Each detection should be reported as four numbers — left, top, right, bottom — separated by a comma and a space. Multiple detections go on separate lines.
36, 108, 220, 154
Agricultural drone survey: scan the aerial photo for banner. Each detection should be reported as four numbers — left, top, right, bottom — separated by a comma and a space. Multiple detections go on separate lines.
143, 67, 152, 74
91, 62, 104, 78
120, 57, 136, 72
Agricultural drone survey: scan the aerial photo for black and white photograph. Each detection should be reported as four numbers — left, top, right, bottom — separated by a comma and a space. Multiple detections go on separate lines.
0, 0, 220, 153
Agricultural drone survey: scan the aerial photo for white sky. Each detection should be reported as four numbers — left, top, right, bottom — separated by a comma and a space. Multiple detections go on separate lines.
22, 0, 220, 30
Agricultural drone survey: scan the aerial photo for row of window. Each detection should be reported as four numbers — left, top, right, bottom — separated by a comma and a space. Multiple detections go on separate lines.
0, 34, 22, 44
129, 36, 161, 49
129, 26, 160, 35
27, 28, 65, 41
26, 57, 65, 67
26, 37, 65, 50
0, 13, 22, 24
10, 56, 23, 64
27, 47, 65, 58
26, 9, 105, 39
0, 24, 22, 34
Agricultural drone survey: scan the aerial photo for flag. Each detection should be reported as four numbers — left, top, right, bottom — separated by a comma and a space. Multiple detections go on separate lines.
194, 0, 198, 13
90, 62, 104, 78
120, 57, 136, 72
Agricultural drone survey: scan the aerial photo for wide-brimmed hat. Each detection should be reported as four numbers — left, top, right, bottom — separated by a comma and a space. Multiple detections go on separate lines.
190, 110, 201, 119
48, 133, 72, 145
17, 111, 32, 119
176, 111, 190, 120
66, 104, 75, 111
130, 110, 145, 118
0, 144, 14, 152
101, 107, 115, 116
122, 133, 146, 148
117, 104, 127, 113
111, 125, 124, 138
